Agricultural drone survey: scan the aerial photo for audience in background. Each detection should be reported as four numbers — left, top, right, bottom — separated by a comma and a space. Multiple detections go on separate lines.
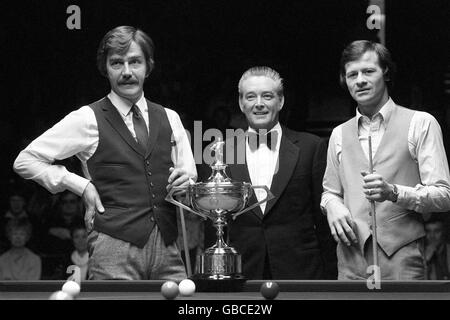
0, 218, 41, 280
68, 224, 89, 280
425, 214, 450, 280
41, 191, 83, 256
53, 224, 89, 281
34, 191, 83, 279
26, 183, 58, 233
0, 191, 40, 254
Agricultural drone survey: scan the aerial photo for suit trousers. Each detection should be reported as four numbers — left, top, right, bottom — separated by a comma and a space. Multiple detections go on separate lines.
87, 225, 186, 280
337, 236, 426, 280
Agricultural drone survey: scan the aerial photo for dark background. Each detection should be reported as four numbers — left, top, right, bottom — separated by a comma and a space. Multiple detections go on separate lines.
2, 0, 450, 207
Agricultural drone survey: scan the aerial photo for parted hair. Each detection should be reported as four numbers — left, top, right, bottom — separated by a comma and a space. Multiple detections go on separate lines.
339, 40, 396, 90
97, 26, 155, 77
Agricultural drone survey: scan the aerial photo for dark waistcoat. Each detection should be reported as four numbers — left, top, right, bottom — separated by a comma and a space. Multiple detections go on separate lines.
88, 97, 177, 247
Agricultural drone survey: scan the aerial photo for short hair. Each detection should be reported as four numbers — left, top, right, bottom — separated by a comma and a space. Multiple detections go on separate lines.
339, 40, 396, 90
238, 66, 284, 98
96, 26, 155, 77
5, 218, 33, 240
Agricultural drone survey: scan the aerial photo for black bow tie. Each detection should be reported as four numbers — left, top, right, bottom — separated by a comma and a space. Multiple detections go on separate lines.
247, 130, 278, 151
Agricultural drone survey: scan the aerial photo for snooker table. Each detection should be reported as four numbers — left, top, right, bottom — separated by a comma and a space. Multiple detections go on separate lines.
1, 280, 449, 300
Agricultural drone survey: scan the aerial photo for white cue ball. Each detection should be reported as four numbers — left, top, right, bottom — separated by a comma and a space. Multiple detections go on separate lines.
62, 280, 81, 297
178, 279, 196, 296
49, 290, 74, 300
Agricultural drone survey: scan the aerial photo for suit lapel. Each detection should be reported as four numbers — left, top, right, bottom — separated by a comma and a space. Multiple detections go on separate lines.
228, 135, 264, 219
264, 127, 299, 215
145, 100, 162, 158
102, 97, 145, 157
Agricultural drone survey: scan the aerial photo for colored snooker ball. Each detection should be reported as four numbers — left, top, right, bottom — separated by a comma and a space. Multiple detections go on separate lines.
161, 281, 179, 300
260, 281, 280, 300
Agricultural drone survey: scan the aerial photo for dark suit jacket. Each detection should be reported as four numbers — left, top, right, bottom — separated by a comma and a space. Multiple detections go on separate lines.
223, 126, 337, 279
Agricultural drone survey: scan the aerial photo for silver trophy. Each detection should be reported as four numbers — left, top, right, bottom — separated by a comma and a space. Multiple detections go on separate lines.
166, 137, 273, 291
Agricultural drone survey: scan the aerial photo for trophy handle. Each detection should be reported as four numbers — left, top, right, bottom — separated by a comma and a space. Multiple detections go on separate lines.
232, 185, 274, 220
165, 187, 209, 220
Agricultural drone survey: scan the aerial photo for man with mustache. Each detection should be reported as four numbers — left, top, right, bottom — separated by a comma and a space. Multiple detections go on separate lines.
322, 40, 450, 280
222, 66, 337, 279
13, 26, 197, 280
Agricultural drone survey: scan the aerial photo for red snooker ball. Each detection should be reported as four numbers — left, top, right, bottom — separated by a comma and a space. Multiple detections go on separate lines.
260, 281, 280, 300
161, 281, 179, 300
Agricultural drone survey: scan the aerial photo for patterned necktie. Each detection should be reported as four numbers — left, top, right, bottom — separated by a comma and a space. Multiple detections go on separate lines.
131, 104, 148, 152
247, 130, 278, 151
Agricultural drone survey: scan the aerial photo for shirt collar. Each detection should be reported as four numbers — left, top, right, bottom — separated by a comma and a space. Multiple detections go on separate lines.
247, 122, 281, 135
356, 97, 395, 126
107, 91, 147, 117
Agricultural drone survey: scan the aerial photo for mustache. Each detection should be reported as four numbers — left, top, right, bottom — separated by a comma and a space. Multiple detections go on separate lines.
118, 79, 138, 85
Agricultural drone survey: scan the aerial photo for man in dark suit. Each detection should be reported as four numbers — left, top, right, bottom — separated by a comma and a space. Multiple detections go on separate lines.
13, 26, 197, 280
223, 66, 336, 279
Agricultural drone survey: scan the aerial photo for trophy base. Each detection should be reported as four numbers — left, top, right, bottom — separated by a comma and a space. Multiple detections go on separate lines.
190, 273, 246, 292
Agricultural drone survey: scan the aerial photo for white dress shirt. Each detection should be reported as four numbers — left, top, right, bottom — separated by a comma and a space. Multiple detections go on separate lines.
321, 98, 450, 214
246, 123, 282, 213
13, 91, 197, 196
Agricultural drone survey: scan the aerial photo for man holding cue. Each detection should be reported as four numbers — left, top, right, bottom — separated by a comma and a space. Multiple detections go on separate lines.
321, 40, 450, 280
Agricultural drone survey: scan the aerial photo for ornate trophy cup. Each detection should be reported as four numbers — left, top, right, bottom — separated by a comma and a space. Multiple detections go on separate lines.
166, 138, 273, 291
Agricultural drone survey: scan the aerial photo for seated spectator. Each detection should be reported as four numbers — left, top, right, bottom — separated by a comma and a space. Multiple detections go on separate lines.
26, 183, 58, 232
0, 191, 40, 254
425, 214, 450, 280
54, 224, 89, 281
41, 191, 83, 256
0, 218, 41, 280
67, 224, 89, 280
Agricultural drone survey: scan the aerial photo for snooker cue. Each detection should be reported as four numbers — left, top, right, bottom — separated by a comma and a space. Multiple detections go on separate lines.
178, 207, 192, 277
171, 140, 192, 277
368, 136, 380, 274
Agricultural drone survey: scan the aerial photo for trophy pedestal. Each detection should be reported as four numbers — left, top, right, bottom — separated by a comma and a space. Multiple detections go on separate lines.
191, 273, 246, 292
192, 248, 246, 292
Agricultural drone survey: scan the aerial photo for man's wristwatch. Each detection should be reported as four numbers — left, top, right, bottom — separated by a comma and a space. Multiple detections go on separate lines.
390, 184, 399, 203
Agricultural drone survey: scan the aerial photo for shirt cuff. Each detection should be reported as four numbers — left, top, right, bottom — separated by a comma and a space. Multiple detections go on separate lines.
63, 173, 91, 197
395, 184, 420, 211
320, 193, 344, 215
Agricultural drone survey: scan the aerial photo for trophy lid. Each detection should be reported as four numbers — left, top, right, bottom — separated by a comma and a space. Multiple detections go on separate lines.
205, 137, 234, 185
